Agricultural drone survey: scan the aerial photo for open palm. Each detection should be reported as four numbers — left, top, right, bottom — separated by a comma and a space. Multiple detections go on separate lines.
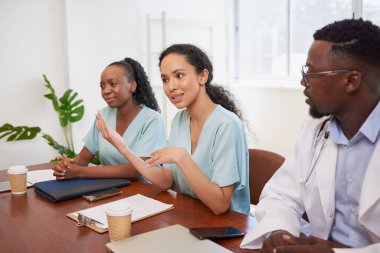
95, 111, 126, 153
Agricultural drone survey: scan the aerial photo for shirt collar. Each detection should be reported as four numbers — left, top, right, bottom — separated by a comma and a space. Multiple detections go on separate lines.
329, 100, 380, 145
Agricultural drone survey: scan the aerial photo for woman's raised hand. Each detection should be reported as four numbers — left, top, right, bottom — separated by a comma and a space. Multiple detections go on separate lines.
147, 147, 187, 166
95, 111, 126, 153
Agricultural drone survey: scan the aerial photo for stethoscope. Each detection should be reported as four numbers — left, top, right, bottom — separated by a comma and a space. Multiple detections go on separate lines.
301, 116, 332, 185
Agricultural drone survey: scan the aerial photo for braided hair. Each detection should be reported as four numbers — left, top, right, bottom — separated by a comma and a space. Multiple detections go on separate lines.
109, 58, 160, 112
158, 44, 242, 119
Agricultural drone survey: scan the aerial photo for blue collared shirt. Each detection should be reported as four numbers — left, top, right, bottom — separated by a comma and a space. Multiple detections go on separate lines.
328, 101, 380, 247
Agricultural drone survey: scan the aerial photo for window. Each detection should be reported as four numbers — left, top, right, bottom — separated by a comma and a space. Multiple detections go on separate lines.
363, 0, 380, 26
235, 0, 379, 86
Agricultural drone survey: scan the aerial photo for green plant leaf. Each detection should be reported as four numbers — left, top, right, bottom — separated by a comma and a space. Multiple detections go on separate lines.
59, 89, 84, 127
42, 133, 76, 158
43, 74, 60, 112
0, 123, 41, 141
2, 75, 87, 163
90, 155, 101, 165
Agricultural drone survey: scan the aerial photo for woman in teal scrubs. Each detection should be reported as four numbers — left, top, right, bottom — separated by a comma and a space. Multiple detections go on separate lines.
96, 45, 249, 215
53, 58, 166, 180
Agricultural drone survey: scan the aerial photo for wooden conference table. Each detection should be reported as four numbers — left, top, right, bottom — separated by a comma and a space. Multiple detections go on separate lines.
0, 163, 257, 253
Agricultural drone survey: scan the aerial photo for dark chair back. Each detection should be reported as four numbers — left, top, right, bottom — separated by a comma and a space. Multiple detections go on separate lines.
249, 149, 285, 205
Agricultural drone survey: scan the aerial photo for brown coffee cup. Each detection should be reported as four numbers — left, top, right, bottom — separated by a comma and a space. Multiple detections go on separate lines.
106, 202, 133, 241
7, 165, 28, 195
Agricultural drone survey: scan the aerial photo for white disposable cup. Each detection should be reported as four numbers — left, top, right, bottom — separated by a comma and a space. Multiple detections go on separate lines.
7, 165, 28, 195
106, 202, 133, 241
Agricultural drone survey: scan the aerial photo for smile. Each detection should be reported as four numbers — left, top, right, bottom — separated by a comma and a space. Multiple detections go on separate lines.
171, 93, 184, 103
104, 97, 115, 103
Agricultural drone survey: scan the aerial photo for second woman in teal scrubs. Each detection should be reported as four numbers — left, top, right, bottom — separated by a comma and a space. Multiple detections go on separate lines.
96, 45, 250, 215
53, 58, 166, 180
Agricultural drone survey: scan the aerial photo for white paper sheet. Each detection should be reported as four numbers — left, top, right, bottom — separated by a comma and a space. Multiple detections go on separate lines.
73, 194, 174, 229
27, 169, 56, 185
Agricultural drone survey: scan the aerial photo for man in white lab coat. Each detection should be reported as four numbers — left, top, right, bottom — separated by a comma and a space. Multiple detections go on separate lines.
241, 19, 380, 253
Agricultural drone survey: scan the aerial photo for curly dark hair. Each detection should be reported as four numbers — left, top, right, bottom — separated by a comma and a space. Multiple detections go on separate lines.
108, 58, 160, 112
314, 18, 380, 70
158, 44, 242, 119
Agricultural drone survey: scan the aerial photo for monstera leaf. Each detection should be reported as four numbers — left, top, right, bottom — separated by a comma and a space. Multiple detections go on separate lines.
0, 123, 41, 141
1, 75, 99, 164
59, 89, 84, 127
1, 75, 88, 162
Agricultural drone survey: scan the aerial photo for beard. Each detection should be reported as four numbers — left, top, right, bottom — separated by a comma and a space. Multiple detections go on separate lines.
309, 105, 330, 119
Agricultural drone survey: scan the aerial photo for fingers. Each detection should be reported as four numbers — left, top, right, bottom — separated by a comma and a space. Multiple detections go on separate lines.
146, 157, 162, 166
262, 239, 275, 253
144, 160, 157, 169
148, 150, 164, 165
56, 154, 74, 167
57, 160, 71, 169
262, 231, 291, 253
282, 234, 300, 245
282, 234, 319, 246
53, 163, 67, 171
95, 111, 105, 131
53, 158, 73, 180
145, 158, 153, 165
96, 111, 111, 140
52, 167, 66, 180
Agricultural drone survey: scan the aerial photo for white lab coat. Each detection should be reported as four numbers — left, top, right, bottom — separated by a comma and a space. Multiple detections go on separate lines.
240, 117, 380, 253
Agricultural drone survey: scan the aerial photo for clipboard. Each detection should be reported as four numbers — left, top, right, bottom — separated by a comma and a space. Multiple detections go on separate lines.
66, 212, 108, 233
66, 194, 174, 233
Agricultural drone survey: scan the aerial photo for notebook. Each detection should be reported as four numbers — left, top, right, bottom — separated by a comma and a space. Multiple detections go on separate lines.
105, 224, 233, 253
34, 178, 130, 202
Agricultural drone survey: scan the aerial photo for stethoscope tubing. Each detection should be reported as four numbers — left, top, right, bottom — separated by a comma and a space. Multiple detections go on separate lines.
301, 116, 332, 184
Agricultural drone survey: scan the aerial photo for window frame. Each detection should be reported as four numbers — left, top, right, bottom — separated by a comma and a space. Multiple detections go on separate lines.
233, 0, 365, 87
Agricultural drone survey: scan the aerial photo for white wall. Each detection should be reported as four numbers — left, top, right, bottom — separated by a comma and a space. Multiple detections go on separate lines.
233, 86, 308, 156
0, 0, 68, 169
65, 0, 142, 152
0, 0, 310, 169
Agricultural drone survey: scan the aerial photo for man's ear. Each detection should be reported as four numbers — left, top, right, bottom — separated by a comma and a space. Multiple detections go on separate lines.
345, 71, 362, 93
199, 69, 209, 86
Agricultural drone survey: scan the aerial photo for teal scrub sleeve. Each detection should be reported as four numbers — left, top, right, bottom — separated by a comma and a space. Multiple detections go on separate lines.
210, 120, 247, 190
83, 122, 99, 156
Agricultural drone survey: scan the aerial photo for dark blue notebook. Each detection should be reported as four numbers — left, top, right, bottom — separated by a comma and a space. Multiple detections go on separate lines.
34, 178, 130, 202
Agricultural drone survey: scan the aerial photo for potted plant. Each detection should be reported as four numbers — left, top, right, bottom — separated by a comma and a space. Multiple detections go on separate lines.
0, 74, 99, 164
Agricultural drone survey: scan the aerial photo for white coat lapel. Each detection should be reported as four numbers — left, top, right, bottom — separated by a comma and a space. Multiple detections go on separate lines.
359, 140, 380, 240
315, 138, 337, 226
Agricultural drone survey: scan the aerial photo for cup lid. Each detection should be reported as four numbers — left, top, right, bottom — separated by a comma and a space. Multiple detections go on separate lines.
7, 165, 28, 174
106, 202, 132, 216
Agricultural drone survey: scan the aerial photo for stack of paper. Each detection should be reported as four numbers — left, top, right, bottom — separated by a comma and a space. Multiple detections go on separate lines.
68, 194, 174, 230
27, 170, 56, 185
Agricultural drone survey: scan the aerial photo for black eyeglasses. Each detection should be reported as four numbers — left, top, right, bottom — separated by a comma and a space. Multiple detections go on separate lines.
301, 65, 354, 87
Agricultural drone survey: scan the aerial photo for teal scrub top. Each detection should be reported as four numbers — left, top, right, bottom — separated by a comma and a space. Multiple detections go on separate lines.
166, 105, 250, 215
83, 105, 166, 166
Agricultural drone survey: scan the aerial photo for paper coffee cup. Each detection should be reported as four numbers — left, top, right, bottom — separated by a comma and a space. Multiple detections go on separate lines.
106, 202, 132, 241
7, 165, 28, 195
